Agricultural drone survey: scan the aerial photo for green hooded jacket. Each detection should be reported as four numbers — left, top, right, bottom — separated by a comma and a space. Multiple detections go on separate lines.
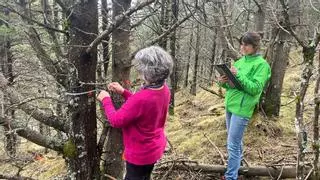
219, 54, 271, 118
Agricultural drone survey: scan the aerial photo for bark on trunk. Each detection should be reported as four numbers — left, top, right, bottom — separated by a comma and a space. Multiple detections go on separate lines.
103, 0, 132, 179
295, 47, 315, 179
253, 0, 266, 35
263, 28, 289, 117
184, 26, 193, 88
66, 0, 99, 179
159, 0, 169, 49
209, 28, 217, 82
0, 23, 17, 156
102, 0, 110, 78
313, 49, 320, 179
169, 0, 178, 114
190, 24, 200, 95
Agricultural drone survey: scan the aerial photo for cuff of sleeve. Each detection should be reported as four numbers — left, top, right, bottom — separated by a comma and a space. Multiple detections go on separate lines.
122, 89, 131, 98
217, 82, 229, 89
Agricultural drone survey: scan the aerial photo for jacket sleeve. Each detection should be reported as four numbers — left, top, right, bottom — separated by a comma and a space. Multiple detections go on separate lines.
236, 62, 271, 96
101, 95, 142, 128
122, 89, 133, 100
216, 82, 231, 89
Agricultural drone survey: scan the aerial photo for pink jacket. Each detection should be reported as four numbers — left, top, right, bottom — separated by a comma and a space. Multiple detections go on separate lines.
101, 84, 170, 165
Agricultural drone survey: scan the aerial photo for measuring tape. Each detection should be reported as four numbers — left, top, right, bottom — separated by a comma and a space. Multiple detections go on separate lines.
65, 89, 103, 96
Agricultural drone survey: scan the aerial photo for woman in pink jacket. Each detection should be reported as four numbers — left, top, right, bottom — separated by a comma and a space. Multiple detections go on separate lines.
97, 46, 173, 180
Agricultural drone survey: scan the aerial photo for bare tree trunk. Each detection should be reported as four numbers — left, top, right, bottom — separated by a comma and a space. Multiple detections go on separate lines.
0, 12, 17, 157
183, 25, 193, 88
213, 2, 239, 61
190, 24, 200, 95
200, 63, 204, 82
102, 0, 110, 78
295, 47, 315, 179
103, 0, 132, 178
51, 0, 66, 142
66, 0, 99, 179
159, 0, 169, 49
53, 0, 59, 29
263, 0, 299, 117
253, 0, 266, 35
209, 28, 217, 82
263, 28, 289, 117
244, 0, 251, 32
96, 0, 110, 80
218, 2, 234, 48
313, 49, 320, 179
4, 111, 17, 157
97, 0, 108, 81
42, 0, 63, 60
169, 0, 178, 114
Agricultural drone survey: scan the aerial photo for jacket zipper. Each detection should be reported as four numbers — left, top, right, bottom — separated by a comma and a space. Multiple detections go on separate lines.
240, 94, 245, 110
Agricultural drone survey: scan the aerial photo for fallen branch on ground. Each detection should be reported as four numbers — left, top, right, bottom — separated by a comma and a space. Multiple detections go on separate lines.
203, 133, 226, 165
199, 85, 224, 98
156, 161, 312, 179
0, 174, 35, 180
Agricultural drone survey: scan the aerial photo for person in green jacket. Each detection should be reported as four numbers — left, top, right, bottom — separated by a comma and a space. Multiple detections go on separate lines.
218, 32, 271, 180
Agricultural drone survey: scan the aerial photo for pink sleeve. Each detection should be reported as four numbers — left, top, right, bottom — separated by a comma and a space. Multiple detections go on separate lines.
122, 89, 133, 100
101, 95, 141, 128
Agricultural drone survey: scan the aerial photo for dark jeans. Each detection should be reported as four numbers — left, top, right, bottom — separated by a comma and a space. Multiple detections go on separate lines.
124, 161, 155, 180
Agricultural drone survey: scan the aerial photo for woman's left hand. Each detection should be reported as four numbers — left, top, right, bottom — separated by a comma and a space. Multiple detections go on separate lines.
230, 67, 238, 75
97, 90, 110, 102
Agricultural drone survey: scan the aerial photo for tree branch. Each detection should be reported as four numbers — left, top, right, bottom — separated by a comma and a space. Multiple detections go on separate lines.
309, 0, 320, 14
41, 1, 65, 60
252, 0, 262, 11
199, 84, 224, 98
0, 73, 69, 133
86, 0, 156, 53
147, 12, 193, 46
97, 125, 110, 160
131, 12, 156, 29
0, 4, 67, 35
0, 116, 63, 152
26, 27, 68, 88
211, 2, 240, 60
55, 0, 70, 15
12, 1, 68, 87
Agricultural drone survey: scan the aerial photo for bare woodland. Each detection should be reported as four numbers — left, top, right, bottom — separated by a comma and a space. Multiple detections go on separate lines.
0, 0, 320, 179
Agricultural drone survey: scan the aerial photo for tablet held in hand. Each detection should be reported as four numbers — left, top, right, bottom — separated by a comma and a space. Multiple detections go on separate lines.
214, 64, 243, 90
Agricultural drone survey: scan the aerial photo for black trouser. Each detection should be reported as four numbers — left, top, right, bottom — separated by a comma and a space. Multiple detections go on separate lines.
124, 161, 155, 180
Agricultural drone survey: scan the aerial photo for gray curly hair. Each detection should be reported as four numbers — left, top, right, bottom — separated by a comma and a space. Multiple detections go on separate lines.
133, 46, 173, 84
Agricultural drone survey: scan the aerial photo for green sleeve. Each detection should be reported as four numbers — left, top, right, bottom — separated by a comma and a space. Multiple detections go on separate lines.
216, 82, 231, 89
236, 62, 271, 96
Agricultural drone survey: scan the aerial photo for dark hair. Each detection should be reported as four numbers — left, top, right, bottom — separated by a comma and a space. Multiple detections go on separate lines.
240, 32, 261, 51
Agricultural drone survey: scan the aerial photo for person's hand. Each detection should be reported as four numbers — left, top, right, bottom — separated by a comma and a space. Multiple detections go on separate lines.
108, 82, 125, 94
230, 67, 237, 75
97, 90, 110, 102
217, 75, 228, 83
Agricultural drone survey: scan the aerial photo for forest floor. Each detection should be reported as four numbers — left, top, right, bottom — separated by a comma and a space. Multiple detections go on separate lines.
0, 49, 318, 179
